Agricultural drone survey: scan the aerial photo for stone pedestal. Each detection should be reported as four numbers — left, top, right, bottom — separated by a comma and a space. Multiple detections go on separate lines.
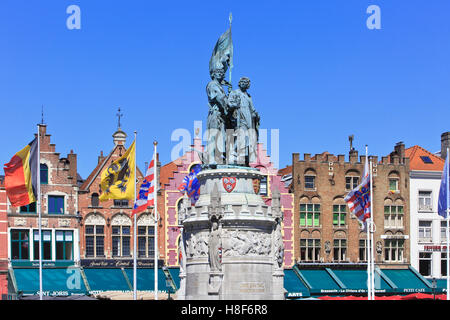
181, 166, 284, 300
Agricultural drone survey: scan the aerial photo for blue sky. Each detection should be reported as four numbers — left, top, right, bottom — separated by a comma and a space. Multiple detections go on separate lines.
1, 1, 449, 179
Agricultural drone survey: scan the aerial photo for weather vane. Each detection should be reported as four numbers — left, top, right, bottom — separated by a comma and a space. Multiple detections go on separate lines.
116, 107, 123, 129
349, 134, 355, 151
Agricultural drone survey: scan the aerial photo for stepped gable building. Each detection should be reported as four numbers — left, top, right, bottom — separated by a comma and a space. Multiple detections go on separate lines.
409, 132, 448, 279
291, 142, 410, 268
160, 137, 295, 267
77, 127, 165, 268
6, 124, 81, 275
7, 124, 81, 265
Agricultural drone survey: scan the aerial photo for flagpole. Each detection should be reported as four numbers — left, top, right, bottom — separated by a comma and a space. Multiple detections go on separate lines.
154, 141, 158, 300
446, 147, 449, 301
365, 146, 372, 300
369, 159, 375, 300
133, 131, 137, 300
37, 125, 43, 300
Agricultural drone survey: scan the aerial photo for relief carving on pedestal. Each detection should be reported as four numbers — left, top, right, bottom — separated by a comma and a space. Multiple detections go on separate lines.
223, 230, 271, 257
185, 232, 209, 258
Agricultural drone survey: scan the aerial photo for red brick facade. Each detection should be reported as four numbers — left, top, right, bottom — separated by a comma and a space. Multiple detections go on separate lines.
7, 125, 80, 272
77, 129, 166, 265
292, 143, 410, 268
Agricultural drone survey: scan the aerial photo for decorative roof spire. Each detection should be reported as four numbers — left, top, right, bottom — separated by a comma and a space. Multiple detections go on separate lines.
113, 107, 127, 146
116, 107, 123, 129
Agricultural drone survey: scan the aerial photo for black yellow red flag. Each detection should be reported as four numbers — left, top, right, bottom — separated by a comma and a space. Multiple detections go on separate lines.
4, 138, 38, 207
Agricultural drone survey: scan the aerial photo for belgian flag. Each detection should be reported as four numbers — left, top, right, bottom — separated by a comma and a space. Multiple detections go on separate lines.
4, 138, 38, 207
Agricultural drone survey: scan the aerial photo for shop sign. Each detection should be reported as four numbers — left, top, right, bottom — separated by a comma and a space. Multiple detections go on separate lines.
80, 259, 163, 268
424, 245, 448, 252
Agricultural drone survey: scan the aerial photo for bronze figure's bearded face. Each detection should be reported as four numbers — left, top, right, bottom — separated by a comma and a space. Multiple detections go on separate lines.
238, 77, 250, 90
212, 68, 225, 82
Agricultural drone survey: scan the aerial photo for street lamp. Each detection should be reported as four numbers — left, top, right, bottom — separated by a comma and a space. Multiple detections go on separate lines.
432, 277, 437, 300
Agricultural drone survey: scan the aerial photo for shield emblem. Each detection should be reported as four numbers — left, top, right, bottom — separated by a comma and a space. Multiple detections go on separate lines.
253, 178, 260, 194
222, 177, 237, 193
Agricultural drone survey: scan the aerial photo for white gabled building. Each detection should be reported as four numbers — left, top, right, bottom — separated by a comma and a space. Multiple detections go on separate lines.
409, 132, 449, 280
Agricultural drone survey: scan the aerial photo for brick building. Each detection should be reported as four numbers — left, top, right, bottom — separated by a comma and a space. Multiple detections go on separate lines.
4, 124, 84, 298
77, 127, 166, 268
160, 137, 295, 268
7, 124, 81, 268
291, 142, 410, 268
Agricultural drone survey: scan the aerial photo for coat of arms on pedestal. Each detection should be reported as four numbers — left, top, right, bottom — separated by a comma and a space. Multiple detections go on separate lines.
222, 177, 236, 193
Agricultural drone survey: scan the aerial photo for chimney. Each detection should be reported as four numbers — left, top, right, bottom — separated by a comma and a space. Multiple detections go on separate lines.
98, 151, 105, 164
67, 150, 77, 184
349, 150, 358, 163
441, 132, 450, 160
394, 141, 405, 163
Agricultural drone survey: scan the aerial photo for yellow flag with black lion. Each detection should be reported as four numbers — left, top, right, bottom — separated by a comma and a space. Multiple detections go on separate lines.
99, 140, 135, 201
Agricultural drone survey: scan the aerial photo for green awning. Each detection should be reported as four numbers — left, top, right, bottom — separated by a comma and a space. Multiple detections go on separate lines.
12, 267, 88, 296
123, 268, 179, 292
381, 268, 431, 293
435, 279, 447, 293
168, 268, 180, 288
83, 268, 131, 293
294, 266, 432, 296
284, 269, 310, 298
299, 269, 341, 294
332, 269, 392, 291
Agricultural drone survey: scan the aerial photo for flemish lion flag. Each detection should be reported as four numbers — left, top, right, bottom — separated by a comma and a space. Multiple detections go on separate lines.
4, 138, 38, 207
99, 140, 136, 201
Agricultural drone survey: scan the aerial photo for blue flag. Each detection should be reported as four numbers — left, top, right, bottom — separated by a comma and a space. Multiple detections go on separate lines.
438, 155, 449, 218
178, 164, 202, 205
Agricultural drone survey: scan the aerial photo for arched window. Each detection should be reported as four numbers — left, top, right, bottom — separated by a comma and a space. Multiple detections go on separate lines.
40, 164, 48, 184
304, 169, 316, 190
300, 231, 321, 262
137, 214, 155, 258
111, 214, 132, 257
85, 213, 106, 258
299, 197, 320, 227
345, 170, 360, 190
384, 198, 404, 229
388, 171, 400, 193
333, 231, 347, 262
332, 198, 347, 227
91, 193, 99, 207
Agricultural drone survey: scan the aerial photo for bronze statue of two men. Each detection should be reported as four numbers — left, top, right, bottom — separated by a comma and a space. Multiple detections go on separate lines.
206, 67, 260, 167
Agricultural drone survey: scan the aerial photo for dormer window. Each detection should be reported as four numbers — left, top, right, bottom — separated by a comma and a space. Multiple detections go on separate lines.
91, 193, 100, 207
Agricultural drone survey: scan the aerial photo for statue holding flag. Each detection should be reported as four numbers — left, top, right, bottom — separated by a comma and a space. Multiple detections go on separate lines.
183, 17, 285, 300
205, 15, 261, 167
205, 17, 233, 166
